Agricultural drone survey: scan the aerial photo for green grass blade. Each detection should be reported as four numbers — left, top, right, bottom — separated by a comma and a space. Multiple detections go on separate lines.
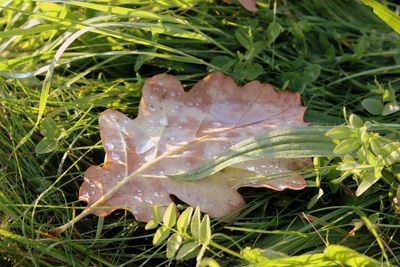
0, 24, 61, 38
65, 1, 181, 23
361, 0, 400, 33
0, 229, 83, 266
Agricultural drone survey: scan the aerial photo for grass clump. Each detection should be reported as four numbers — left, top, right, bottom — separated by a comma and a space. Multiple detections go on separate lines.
1, 0, 400, 266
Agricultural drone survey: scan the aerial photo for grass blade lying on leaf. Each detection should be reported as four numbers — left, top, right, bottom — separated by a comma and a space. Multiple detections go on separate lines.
170, 126, 336, 181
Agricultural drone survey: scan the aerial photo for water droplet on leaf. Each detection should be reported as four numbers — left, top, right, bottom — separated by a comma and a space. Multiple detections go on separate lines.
247, 166, 256, 172
111, 152, 120, 161
136, 140, 155, 154
159, 118, 168, 126
211, 121, 222, 128
105, 142, 114, 150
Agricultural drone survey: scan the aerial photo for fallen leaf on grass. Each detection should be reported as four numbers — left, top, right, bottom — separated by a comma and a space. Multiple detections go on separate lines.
78, 72, 308, 223
50, 72, 311, 234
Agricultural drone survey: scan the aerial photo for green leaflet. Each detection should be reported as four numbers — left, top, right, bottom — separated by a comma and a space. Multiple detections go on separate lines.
170, 126, 336, 181
163, 203, 177, 228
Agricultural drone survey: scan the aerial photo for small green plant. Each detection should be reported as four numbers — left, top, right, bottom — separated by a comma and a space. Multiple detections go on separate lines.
326, 114, 400, 202
150, 205, 384, 266
209, 19, 285, 82
361, 80, 400, 116
35, 117, 66, 154
146, 203, 212, 265
281, 63, 321, 92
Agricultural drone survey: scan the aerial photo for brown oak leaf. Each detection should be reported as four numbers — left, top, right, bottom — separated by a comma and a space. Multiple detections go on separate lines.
80, 72, 309, 222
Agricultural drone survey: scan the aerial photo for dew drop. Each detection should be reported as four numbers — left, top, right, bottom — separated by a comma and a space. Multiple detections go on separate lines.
104, 142, 114, 150
172, 104, 180, 112
134, 196, 143, 202
102, 113, 110, 120
211, 121, 222, 128
159, 117, 168, 126
247, 166, 256, 172
168, 136, 176, 141
145, 197, 153, 204
90, 191, 96, 195
170, 92, 176, 97
276, 184, 285, 190
120, 125, 127, 133
136, 140, 155, 154
204, 151, 212, 158
111, 152, 120, 161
